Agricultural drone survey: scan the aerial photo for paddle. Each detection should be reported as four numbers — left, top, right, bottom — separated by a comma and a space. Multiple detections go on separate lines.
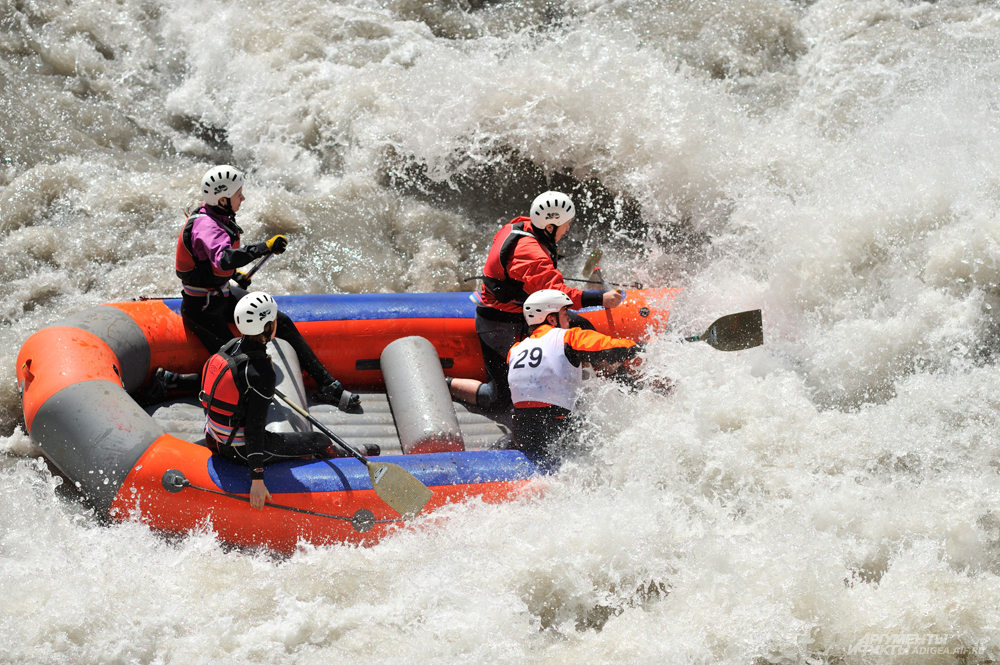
273, 388, 433, 519
582, 247, 603, 277
243, 253, 273, 280
563, 277, 644, 289
684, 309, 763, 351
583, 248, 762, 351
136, 253, 276, 302
577, 248, 644, 289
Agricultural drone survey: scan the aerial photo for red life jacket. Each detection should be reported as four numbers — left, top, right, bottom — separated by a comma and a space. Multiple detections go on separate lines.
175, 206, 243, 289
199, 339, 256, 445
480, 218, 558, 304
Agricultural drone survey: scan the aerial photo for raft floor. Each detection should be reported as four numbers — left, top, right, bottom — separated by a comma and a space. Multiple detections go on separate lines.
147, 393, 512, 456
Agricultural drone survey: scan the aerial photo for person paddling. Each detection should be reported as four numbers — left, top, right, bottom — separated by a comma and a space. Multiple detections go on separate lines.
201, 293, 349, 510
148, 165, 358, 411
507, 290, 642, 468
449, 191, 624, 411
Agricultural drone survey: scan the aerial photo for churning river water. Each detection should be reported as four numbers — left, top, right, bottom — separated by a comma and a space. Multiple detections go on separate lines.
5, 0, 1000, 662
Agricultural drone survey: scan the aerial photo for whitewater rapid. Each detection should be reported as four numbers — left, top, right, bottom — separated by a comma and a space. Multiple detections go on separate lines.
5, 0, 1000, 661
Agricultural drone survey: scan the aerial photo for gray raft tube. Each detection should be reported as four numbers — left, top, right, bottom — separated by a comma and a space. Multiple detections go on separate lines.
15, 299, 491, 517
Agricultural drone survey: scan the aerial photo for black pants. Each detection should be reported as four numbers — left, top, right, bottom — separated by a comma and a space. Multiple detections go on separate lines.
181, 286, 334, 386
208, 430, 332, 467
474, 308, 595, 411
512, 405, 574, 471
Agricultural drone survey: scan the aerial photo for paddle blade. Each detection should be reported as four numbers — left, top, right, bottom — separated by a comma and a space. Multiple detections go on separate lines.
367, 462, 433, 519
587, 267, 607, 291
701, 309, 763, 351
582, 247, 603, 277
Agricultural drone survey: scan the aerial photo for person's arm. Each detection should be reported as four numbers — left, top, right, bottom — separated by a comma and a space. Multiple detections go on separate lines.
217, 245, 266, 272
249, 478, 271, 509
189, 220, 260, 271
190, 221, 285, 272
507, 241, 610, 308
220, 235, 286, 271
562, 327, 643, 367
242, 360, 275, 509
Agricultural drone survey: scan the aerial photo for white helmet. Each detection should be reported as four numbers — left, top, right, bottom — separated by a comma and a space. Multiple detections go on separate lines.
234, 292, 278, 336
523, 289, 573, 326
530, 191, 575, 229
201, 165, 245, 206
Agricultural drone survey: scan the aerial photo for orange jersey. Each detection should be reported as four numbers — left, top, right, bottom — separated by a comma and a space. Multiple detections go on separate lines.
509, 324, 639, 364
507, 324, 641, 411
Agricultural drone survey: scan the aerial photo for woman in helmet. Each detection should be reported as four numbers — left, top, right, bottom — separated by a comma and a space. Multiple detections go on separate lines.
507, 290, 641, 469
200, 293, 355, 510
163, 165, 358, 410
449, 191, 624, 411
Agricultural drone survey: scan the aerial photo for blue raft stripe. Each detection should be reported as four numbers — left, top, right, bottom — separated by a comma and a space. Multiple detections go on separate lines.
162, 292, 479, 322
208, 449, 538, 495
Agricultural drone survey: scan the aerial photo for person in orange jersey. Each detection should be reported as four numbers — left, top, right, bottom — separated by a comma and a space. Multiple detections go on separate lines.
507, 289, 642, 469
200, 293, 342, 509
449, 191, 623, 411
149, 165, 358, 411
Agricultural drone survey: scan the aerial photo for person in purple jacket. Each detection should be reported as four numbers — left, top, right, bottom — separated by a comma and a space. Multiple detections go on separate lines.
148, 165, 359, 411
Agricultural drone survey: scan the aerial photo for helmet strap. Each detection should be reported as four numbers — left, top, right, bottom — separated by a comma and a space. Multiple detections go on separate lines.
538, 225, 559, 245
217, 198, 236, 217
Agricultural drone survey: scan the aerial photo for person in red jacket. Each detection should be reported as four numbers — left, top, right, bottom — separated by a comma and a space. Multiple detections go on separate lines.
507, 290, 642, 469
449, 191, 623, 411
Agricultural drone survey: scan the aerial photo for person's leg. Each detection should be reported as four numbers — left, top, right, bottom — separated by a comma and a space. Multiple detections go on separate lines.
142, 292, 235, 402
250, 431, 379, 462
447, 376, 481, 404
274, 312, 332, 385
477, 339, 514, 410
511, 405, 571, 471
448, 337, 514, 410
180, 292, 238, 354
272, 310, 360, 410
219, 431, 330, 468
260, 430, 334, 461
142, 291, 228, 404
450, 315, 524, 411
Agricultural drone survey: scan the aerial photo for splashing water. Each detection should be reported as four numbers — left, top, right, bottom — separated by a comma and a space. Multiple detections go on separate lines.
4, 0, 1000, 661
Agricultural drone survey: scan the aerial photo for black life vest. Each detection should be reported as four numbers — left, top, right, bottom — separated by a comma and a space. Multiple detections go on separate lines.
480, 219, 559, 304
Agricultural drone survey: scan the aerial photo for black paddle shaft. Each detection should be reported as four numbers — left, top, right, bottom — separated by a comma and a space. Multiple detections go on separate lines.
272, 388, 370, 466
563, 277, 644, 289
243, 253, 272, 280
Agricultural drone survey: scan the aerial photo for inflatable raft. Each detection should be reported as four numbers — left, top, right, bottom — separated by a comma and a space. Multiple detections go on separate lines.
15, 289, 679, 551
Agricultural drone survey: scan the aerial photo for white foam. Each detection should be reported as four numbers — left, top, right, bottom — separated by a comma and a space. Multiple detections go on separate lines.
5, 0, 1000, 660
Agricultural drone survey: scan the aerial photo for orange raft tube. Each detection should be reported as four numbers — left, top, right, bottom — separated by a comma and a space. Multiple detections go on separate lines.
16, 289, 679, 551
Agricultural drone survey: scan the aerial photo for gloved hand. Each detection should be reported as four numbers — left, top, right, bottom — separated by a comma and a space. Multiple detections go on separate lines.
265, 234, 288, 254
233, 270, 252, 289
315, 380, 361, 412
602, 289, 623, 308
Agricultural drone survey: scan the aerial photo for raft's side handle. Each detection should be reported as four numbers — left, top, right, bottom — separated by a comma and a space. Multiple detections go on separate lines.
19, 360, 33, 397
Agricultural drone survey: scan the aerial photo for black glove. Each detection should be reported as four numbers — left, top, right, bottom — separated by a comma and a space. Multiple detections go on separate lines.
265, 234, 288, 254
233, 270, 252, 289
